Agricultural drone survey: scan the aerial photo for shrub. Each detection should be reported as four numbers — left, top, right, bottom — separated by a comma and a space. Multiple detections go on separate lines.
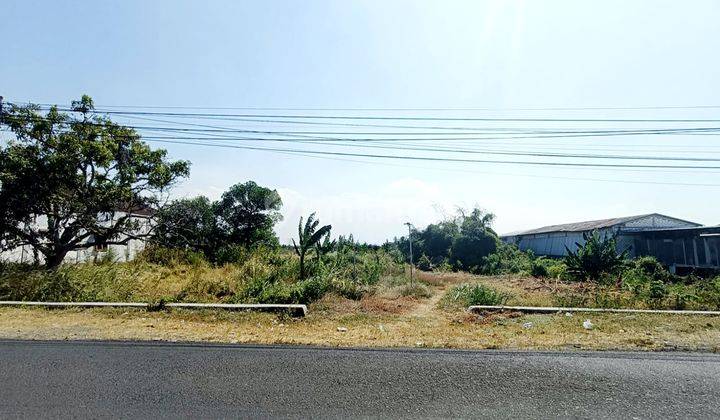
530, 258, 549, 278
546, 260, 569, 280
630, 256, 672, 283
443, 283, 511, 308
646, 280, 669, 308
697, 277, 720, 310
416, 254, 433, 272
564, 230, 628, 281
214, 244, 249, 266
481, 243, 533, 275
330, 278, 365, 300
397, 283, 432, 299
291, 277, 330, 303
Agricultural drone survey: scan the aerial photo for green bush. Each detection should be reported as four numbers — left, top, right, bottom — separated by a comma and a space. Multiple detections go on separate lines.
443, 283, 511, 308
546, 260, 569, 280
330, 278, 365, 300
214, 244, 249, 266
416, 254, 433, 272
564, 230, 628, 281
530, 258, 549, 278
481, 243, 533, 275
136, 245, 207, 267
697, 277, 720, 310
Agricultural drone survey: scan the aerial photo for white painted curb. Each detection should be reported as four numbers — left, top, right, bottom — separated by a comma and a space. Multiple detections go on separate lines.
0, 301, 307, 316
468, 305, 720, 316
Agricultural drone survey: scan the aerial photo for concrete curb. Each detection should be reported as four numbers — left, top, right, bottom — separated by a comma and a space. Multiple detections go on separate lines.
468, 305, 720, 316
0, 301, 307, 316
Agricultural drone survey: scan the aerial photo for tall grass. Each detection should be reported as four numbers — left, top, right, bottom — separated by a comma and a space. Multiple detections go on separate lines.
440, 283, 512, 309
0, 246, 403, 305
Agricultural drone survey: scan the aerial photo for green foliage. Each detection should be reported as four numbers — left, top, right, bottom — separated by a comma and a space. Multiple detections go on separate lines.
152, 196, 218, 256
697, 277, 720, 310
480, 244, 567, 279
442, 283, 512, 308
564, 230, 628, 282
0, 244, 403, 306
136, 245, 207, 267
292, 213, 332, 279
481, 243, 533, 275
213, 181, 283, 247
416, 254, 433, 271
0, 97, 190, 268
152, 181, 283, 262
530, 258, 550, 278
391, 207, 500, 273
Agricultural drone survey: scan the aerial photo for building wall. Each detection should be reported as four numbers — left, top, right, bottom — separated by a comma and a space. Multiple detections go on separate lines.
0, 212, 150, 264
508, 229, 617, 257
502, 215, 701, 259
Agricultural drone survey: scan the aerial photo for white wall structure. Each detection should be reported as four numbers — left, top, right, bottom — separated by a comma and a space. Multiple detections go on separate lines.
501, 214, 701, 257
1, 211, 152, 265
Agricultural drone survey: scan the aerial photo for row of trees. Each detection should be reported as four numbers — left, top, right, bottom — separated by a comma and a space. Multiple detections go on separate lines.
387, 207, 499, 272
152, 182, 283, 259
0, 96, 509, 276
0, 96, 337, 273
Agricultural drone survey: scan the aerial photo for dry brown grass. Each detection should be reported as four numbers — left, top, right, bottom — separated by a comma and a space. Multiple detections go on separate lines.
2, 271, 719, 351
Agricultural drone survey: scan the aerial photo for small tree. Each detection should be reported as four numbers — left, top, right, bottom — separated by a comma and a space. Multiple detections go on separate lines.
292, 213, 331, 279
0, 96, 190, 268
564, 230, 628, 282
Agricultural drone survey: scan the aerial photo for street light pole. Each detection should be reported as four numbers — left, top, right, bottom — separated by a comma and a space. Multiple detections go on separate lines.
405, 222, 414, 288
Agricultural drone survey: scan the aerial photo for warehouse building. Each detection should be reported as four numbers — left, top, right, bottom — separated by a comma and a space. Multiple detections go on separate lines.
501, 213, 720, 273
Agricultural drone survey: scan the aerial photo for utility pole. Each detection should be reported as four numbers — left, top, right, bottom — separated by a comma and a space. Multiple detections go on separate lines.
404, 222, 414, 288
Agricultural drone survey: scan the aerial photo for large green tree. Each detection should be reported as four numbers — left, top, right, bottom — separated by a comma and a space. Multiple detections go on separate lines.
213, 181, 283, 247
0, 96, 190, 267
152, 196, 217, 256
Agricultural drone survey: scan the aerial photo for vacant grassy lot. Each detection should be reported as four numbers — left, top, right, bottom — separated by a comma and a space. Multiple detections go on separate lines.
1, 271, 719, 351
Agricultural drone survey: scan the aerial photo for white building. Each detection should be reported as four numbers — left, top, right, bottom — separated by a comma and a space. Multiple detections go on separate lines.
1, 208, 152, 264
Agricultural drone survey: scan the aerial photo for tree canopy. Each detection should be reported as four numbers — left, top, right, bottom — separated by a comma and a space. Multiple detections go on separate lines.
387, 207, 499, 272
0, 96, 190, 267
214, 181, 282, 247
151, 181, 283, 260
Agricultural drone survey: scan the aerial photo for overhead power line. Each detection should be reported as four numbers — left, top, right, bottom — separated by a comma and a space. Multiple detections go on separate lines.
15, 100, 720, 112
55, 108, 720, 124
145, 138, 720, 170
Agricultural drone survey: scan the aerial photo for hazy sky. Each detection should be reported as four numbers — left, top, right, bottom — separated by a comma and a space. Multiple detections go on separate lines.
3, 1, 720, 243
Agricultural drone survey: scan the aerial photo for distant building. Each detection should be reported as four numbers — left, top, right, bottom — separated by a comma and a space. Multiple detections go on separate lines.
0, 208, 152, 265
501, 213, 720, 273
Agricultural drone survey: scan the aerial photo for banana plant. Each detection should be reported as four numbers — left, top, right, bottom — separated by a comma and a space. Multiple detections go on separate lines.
292, 213, 332, 279
315, 231, 336, 264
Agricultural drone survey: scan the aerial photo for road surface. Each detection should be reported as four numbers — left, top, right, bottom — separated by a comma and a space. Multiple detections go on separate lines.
1, 340, 719, 419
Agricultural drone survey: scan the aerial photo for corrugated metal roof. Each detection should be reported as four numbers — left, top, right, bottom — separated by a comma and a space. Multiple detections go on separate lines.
502, 213, 700, 237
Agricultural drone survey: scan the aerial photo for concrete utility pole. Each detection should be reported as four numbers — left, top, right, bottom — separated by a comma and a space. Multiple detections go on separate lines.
405, 222, 414, 288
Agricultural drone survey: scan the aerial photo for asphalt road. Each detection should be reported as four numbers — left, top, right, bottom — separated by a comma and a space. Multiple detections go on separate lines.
1, 341, 719, 419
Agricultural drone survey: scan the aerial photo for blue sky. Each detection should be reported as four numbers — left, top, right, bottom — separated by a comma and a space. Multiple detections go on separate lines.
3, 0, 720, 243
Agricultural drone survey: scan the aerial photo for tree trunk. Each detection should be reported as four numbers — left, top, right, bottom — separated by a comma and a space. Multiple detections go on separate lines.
299, 252, 305, 280
45, 250, 69, 269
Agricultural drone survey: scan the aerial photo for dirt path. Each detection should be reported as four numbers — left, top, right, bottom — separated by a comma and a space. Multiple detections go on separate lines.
408, 285, 447, 318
